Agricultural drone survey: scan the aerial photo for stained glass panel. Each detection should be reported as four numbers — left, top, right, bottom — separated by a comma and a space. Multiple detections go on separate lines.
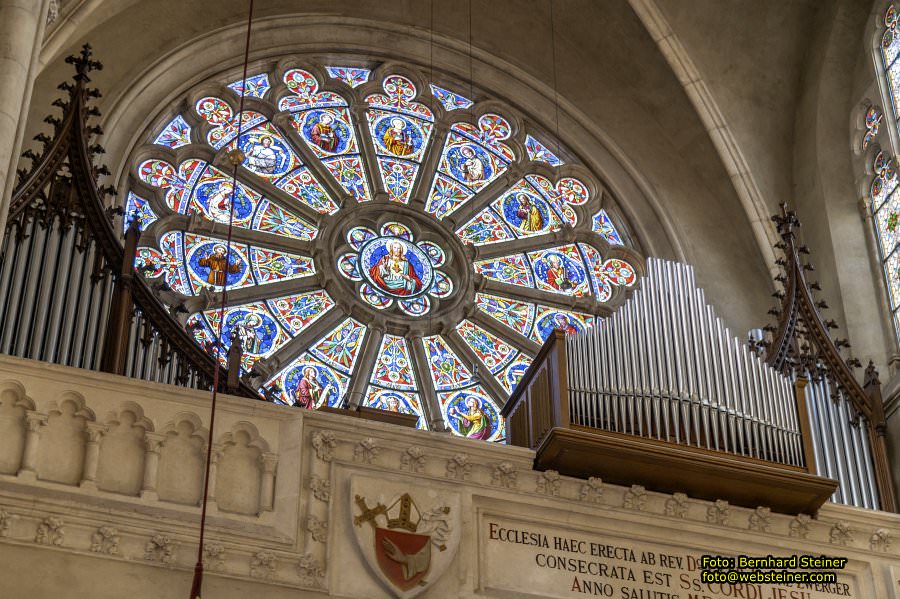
875, 192, 900, 258
498, 355, 533, 395
227, 73, 270, 99
531, 306, 595, 343
265, 354, 349, 408
493, 179, 563, 239
425, 116, 514, 218
524, 134, 562, 166
309, 317, 367, 374
423, 335, 473, 391
124, 192, 158, 233
439, 385, 504, 441
475, 293, 535, 337
195, 96, 266, 149
363, 387, 425, 428
325, 66, 371, 88
365, 77, 435, 204
592, 209, 624, 245
430, 85, 473, 111
370, 334, 417, 390
265, 290, 334, 335
153, 115, 192, 148
456, 209, 514, 245
474, 254, 535, 289
455, 320, 516, 374
189, 301, 290, 371
528, 244, 591, 297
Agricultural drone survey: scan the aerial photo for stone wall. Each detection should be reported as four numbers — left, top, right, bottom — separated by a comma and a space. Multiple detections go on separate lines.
0, 354, 897, 598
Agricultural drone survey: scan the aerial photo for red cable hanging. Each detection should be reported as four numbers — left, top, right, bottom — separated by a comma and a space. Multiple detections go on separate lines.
190, 1, 255, 597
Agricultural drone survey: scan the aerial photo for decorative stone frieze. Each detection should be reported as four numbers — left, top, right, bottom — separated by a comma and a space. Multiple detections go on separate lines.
492, 462, 518, 488
311, 431, 336, 462
665, 493, 688, 518
748, 506, 771, 532
144, 533, 176, 564
0, 509, 13, 538
536, 470, 560, 496
624, 485, 647, 511
203, 542, 226, 572
580, 477, 604, 504
400, 446, 426, 473
309, 475, 331, 502
90, 526, 119, 555
789, 514, 811, 538
870, 528, 891, 552
446, 454, 471, 480
35, 516, 64, 546
353, 437, 379, 464
706, 500, 729, 525
296, 553, 325, 587
250, 550, 277, 579
307, 516, 328, 543
829, 521, 852, 546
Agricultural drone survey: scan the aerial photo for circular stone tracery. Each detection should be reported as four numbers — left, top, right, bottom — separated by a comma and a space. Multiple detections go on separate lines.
125, 59, 644, 443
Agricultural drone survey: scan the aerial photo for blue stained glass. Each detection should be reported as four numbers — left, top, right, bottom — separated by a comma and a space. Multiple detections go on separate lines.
153, 115, 192, 148
310, 318, 367, 374
592, 209, 624, 245
424, 335, 473, 391
265, 353, 349, 408
325, 66, 371, 88
430, 84, 473, 111
524, 134, 563, 166
124, 192, 158, 233
228, 73, 271, 99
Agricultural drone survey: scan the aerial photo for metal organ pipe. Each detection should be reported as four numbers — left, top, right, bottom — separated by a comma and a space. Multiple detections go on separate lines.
565, 259, 804, 468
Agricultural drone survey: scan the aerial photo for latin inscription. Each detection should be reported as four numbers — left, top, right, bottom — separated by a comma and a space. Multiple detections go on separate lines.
483, 520, 856, 599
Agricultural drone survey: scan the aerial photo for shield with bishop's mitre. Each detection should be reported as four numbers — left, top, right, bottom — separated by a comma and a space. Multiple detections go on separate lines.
350, 474, 461, 599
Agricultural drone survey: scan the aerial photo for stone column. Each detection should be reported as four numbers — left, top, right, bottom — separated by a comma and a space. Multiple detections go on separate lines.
140, 432, 165, 500
0, 0, 51, 242
18, 410, 47, 481
258, 453, 278, 512
79, 423, 107, 489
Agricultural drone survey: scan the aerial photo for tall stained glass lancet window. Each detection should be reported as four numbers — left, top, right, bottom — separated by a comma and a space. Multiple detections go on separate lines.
877, 6, 900, 343
126, 61, 643, 444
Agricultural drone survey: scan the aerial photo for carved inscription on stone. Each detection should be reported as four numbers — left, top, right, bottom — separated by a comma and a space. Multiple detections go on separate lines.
480, 514, 858, 599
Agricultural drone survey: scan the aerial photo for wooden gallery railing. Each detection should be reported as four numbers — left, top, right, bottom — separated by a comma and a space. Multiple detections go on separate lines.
503, 256, 843, 515
0, 46, 256, 398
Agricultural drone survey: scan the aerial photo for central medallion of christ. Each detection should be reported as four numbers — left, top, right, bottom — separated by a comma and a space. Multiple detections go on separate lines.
360, 237, 434, 299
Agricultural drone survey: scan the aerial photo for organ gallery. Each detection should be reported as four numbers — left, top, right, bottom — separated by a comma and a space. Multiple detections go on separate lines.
0, 1, 898, 598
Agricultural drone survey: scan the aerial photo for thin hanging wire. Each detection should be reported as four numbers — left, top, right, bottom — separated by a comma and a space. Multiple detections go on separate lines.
190, 1, 255, 597
549, 0, 562, 161
468, 0, 474, 101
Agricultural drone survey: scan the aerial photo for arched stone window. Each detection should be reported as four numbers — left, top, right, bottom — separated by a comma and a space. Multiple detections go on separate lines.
126, 60, 645, 443
873, 4, 900, 345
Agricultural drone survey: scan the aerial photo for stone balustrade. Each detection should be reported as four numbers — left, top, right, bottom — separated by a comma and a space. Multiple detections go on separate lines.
0, 354, 898, 599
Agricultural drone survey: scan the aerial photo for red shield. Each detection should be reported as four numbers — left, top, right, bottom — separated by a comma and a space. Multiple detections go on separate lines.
375, 528, 432, 591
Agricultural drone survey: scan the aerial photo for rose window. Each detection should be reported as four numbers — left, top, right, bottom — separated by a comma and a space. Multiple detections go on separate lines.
126, 61, 644, 443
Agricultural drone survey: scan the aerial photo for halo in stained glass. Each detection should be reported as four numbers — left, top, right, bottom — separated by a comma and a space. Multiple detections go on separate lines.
129, 60, 643, 445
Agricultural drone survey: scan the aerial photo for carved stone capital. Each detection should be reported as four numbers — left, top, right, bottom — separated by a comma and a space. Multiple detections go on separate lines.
259, 452, 279, 473
24, 411, 48, 433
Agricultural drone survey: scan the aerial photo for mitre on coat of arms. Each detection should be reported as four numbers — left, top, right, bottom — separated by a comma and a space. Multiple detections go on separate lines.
350, 475, 461, 599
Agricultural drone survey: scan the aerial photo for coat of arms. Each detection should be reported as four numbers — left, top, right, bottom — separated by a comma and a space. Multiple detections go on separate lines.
350, 475, 460, 598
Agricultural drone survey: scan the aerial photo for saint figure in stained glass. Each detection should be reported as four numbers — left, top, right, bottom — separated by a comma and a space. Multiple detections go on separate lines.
246, 135, 278, 174
198, 245, 240, 285
448, 394, 493, 440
